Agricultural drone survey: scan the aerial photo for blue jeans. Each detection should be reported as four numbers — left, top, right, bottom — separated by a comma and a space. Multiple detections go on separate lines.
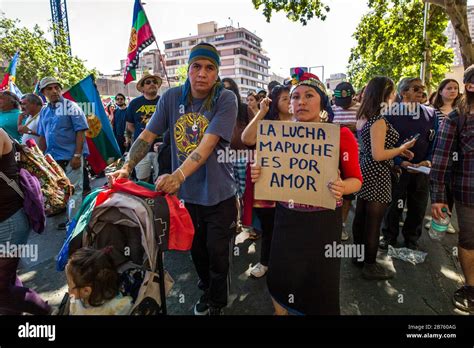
0, 208, 30, 245
65, 157, 84, 220
0, 209, 50, 315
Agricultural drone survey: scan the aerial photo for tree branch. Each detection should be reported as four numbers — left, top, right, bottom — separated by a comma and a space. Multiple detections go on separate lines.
423, 0, 446, 9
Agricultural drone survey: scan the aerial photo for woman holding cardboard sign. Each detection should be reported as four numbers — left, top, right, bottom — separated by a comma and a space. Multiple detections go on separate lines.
251, 69, 362, 315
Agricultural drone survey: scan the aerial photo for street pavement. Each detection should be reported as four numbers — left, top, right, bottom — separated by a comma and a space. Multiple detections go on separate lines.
18, 176, 468, 316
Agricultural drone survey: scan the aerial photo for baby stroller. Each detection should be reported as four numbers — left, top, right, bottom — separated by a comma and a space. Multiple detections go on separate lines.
56, 178, 195, 315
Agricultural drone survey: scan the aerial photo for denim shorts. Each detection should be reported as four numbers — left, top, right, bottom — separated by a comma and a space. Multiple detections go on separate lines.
0, 208, 31, 245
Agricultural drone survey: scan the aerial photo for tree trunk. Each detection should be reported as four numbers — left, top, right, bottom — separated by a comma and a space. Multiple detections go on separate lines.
426, 0, 474, 68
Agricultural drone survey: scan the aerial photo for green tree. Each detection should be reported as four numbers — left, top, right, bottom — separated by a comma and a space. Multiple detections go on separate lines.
253, 0, 472, 70
347, 0, 453, 90
0, 16, 96, 92
176, 65, 188, 85
252, 0, 330, 25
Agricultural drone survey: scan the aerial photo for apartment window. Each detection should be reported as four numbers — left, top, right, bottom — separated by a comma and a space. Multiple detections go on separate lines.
165, 43, 172, 49
215, 34, 225, 41
221, 58, 234, 66
220, 49, 234, 57
220, 68, 234, 76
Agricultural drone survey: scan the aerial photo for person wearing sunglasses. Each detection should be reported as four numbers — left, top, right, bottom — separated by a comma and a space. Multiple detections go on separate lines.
380, 77, 439, 251
125, 73, 163, 183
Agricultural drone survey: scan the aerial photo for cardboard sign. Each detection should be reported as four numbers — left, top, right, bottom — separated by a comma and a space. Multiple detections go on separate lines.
254, 120, 340, 210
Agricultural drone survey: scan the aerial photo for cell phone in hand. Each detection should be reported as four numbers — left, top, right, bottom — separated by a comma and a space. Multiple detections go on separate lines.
412, 133, 420, 141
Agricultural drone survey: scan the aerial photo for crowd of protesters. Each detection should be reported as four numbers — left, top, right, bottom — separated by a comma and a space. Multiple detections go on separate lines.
0, 41, 473, 316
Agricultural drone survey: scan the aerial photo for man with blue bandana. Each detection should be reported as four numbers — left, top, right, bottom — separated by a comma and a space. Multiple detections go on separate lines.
111, 42, 238, 315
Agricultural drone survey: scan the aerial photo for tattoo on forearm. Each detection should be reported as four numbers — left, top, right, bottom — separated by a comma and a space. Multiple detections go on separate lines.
190, 152, 202, 163
126, 138, 151, 168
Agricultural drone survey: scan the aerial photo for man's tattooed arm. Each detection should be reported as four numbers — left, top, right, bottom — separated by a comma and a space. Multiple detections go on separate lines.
125, 138, 151, 170
190, 152, 202, 163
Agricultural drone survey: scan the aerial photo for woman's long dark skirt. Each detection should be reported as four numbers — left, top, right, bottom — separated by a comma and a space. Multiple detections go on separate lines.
267, 203, 342, 315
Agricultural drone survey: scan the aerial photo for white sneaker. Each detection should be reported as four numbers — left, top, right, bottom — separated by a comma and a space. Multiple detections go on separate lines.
447, 223, 456, 234
425, 221, 431, 229
341, 224, 349, 241
250, 263, 268, 278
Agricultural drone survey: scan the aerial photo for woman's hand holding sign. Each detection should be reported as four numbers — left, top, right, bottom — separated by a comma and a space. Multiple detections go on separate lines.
328, 170, 345, 201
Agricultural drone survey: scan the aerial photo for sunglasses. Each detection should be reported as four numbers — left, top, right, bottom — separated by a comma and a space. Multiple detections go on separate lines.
144, 79, 159, 85
409, 85, 425, 93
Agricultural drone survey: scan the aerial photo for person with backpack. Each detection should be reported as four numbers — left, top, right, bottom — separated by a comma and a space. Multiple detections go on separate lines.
380, 77, 439, 251
0, 127, 51, 315
430, 65, 474, 314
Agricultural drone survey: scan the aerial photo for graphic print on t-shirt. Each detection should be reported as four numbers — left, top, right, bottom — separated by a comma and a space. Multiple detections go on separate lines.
174, 112, 209, 163
136, 104, 156, 126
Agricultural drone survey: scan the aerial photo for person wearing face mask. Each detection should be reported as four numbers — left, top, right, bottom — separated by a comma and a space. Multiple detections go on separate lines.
251, 69, 362, 315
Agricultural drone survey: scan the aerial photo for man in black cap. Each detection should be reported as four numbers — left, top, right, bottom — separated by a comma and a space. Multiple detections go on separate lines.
331, 82, 360, 241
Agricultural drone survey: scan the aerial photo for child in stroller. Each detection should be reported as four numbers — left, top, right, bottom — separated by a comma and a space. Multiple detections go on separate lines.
65, 247, 133, 315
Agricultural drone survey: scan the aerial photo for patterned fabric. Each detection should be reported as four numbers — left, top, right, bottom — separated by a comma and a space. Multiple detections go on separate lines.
357, 114, 399, 203
430, 110, 474, 206
289, 67, 334, 121
16, 140, 74, 216
233, 158, 247, 198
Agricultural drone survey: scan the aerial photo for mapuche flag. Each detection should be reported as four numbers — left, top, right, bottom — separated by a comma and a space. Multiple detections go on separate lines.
0, 51, 20, 91
123, 0, 155, 84
63, 75, 121, 174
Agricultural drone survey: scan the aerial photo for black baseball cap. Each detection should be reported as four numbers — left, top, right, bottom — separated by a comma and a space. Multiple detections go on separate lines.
334, 82, 355, 109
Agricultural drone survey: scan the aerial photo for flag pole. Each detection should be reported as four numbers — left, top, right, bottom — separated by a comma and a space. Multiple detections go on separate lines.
138, 0, 171, 88
154, 41, 171, 88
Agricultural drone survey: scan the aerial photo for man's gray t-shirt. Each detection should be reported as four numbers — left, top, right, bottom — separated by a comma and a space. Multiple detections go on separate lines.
146, 86, 238, 206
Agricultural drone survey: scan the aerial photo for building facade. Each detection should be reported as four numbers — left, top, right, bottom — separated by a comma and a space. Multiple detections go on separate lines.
325, 73, 347, 91
163, 21, 271, 96
445, 5, 474, 86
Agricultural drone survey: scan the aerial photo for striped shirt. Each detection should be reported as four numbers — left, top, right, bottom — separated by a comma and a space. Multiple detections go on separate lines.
331, 103, 360, 125
430, 110, 474, 207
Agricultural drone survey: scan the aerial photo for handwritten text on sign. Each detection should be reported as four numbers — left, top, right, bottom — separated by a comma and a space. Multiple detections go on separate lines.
254, 121, 340, 210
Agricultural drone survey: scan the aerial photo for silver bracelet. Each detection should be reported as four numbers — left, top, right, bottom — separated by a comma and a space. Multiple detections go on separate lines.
177, 168, 186, 182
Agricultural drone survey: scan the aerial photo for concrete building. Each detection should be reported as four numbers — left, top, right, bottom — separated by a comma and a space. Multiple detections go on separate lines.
96, 74, 170, 98
120, 48, 167, 79
325, 73, 347, 91
445, 6, 474, 87
163, 21, 271, 96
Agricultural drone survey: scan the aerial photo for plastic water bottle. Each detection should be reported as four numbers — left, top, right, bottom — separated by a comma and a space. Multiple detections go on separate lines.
428, 208, 450, 241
